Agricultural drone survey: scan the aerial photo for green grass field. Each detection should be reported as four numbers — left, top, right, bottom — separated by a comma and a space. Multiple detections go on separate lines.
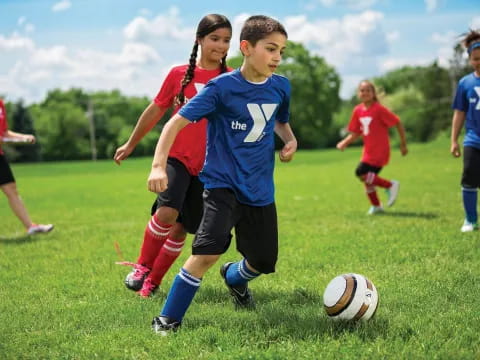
1, 137, 479, 360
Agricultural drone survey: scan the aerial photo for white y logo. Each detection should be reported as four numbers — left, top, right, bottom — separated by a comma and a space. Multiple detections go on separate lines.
475, 87, 480, 110
244, 104, 278, 142
359, 116, 372, 136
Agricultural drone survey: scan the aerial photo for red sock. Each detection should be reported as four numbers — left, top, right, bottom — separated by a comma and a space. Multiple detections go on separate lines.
365, 185, 381, 206
136, 213, 172, 269
365, 172, 392, 188
148, 235, 186, 285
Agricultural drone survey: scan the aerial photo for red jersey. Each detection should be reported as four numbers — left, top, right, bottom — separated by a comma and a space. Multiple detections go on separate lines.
348, 102, 399, 167
154, 64, 231, 175
0, 99, 8, 155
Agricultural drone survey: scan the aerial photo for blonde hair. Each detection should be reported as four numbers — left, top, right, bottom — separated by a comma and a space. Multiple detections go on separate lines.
358, 80, 384, 103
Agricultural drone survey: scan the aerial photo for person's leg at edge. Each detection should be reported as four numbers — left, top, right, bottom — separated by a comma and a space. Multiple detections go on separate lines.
1, 182, 33, 229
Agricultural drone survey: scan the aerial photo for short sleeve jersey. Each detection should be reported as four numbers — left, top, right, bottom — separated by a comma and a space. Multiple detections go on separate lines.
452, 72, 480, 150
0, 99, 8, 155
179, 69, 291, 206
154, 65, 230, 175
348, 102, 399, 167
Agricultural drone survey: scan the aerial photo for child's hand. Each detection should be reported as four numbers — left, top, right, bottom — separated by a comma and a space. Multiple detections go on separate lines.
279, 140, 297, 162
336, 141, 346, 151
114, 143, 133, 165
400, 143, 408, 156
451, 142, 461, 157
23, 134, 36, 144
147, 167, 168, 193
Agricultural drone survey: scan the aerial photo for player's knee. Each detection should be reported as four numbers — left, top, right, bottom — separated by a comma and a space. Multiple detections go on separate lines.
155, 206, 179, 224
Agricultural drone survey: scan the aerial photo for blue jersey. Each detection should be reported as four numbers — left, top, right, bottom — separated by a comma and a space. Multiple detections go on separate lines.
179, 69, 291, 206
452, 72, 480, 149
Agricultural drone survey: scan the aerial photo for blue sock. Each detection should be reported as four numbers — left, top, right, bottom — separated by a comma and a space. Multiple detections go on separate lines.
225, 259, 260, 286
160, 268, 201, 322
462, 187, 478, 223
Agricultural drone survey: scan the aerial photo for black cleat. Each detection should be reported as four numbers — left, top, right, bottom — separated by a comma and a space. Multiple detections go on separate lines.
220, 262, 255, 309
151, 316, 181, 335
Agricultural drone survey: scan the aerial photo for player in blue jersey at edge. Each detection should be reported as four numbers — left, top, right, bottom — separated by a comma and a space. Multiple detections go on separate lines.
147, 15, 297, 334
451, 29, 480, 232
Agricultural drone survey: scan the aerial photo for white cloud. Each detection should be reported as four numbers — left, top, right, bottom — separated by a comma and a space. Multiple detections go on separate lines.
18, 16, 26, 26
431, 30, 457, 67
0, 33, 35, 52
318, 0, 379, 10
471, 16, 480, 30
124, 7, 193, 42
52, 0, 72, 13
286, 10, 388, 70
379, 57, 431, 73
386, 31, 400, 43
425, 0, 438, 13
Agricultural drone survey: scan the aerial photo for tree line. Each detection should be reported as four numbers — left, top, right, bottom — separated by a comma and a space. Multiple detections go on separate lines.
2, 41, 470, 162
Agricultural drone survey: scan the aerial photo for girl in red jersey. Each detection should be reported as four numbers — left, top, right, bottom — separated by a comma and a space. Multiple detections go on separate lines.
0, 98, 54, 235
113, 14, 232, 297
337, 80, 408, 214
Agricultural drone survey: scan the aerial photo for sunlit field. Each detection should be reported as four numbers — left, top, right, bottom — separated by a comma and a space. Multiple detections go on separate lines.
1, 137, 479, 360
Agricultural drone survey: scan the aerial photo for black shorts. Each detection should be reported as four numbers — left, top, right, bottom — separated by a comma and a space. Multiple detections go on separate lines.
462, 146, 480, 188
0, 154, 15, 186
192, 188, 278, 274
355, 162, 383, 177
150, 157, 204, 234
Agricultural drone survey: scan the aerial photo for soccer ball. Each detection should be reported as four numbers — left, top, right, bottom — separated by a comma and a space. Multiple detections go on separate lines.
323, 273, 378, 321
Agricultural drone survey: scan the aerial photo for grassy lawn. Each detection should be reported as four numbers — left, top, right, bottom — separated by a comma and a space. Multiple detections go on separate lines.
1, 137, 479, 359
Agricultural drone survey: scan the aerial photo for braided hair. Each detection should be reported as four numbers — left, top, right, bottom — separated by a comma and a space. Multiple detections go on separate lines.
174, 14, 231, 106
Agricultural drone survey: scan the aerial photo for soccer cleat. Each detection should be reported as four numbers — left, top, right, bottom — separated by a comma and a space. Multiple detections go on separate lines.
367, 205, 384, 215
152, 316, 181, 335
119, 262, 150, 291
461, 220, 479, 232
386, 180, 400, 207
27, 223, 54, 235
137, 276, 159, 298
220, 262, 255, 309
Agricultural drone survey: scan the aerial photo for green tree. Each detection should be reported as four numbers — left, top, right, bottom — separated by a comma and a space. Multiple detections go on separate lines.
10, 100, 41, 162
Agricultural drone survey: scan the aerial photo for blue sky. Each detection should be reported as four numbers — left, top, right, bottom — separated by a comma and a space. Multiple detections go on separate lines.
0, 0, 478, 103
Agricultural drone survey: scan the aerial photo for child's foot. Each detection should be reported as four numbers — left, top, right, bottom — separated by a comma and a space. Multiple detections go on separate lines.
122, 263, 150, 291
152, 316, 181, 335
137, 276, 159, 298
461, 220, 479, 232
220, 262, 255, 309
367, 205, 384, 215
386, 180, 400, 207
27, 223, 54, 235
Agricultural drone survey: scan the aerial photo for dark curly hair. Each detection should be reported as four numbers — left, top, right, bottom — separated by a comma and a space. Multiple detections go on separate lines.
461, 29, 480, 55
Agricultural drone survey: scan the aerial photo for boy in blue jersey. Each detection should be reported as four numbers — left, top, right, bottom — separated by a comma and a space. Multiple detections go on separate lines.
147, 15, 297, 333
451, 29, 480, 232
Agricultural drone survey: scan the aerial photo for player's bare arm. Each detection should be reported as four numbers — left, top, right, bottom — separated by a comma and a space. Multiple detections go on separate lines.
450, 110, 466, 158
395, 122, 408, 156
148, 114, 190, 193
337, 133, 360, 151
114, 103, 167, 165
274, 122, 297, 162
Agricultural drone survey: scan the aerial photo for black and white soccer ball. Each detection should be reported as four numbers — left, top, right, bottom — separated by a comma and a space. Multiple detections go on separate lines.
323, 273, 379, 321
